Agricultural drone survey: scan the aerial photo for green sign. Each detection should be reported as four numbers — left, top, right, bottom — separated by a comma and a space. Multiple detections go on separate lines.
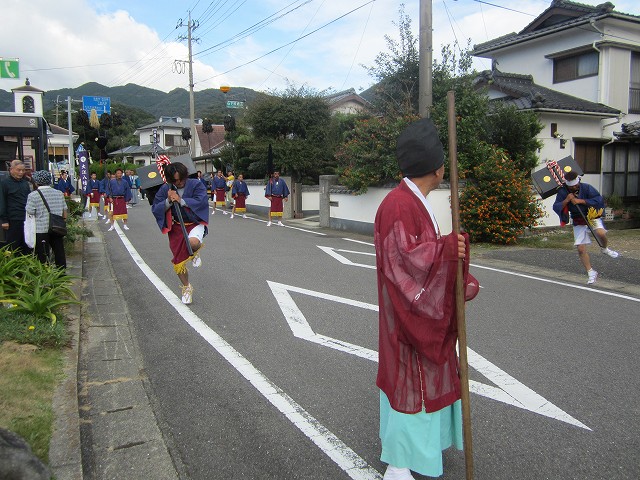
0, 59, 19, 79
226, 100, 245, 109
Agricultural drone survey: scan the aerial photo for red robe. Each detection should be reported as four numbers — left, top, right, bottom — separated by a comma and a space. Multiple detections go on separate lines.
374, 180, 478, 414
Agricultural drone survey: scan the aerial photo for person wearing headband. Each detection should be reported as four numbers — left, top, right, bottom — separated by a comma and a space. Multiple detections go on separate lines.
552, 170, 619, 285
374, 118, 479, 480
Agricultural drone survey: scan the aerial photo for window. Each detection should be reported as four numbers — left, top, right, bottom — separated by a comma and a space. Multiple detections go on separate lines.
574, 141, 602, 174
22, 96, 35, 113
553, 51, 598, 83
165, 134, 186, 147
602, 143, 640, 198
629, 52, 640, 114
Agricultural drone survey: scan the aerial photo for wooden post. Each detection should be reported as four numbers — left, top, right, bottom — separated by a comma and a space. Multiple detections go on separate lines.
447, 90, 474, 479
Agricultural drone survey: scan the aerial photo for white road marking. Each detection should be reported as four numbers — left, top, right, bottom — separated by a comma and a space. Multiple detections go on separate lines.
268, 281, 591, 431
343, 238, 374, 246
471, 264, 640, 302
112, 224, 381, 480
243, 216, 327, 236
317, 246, 376, 270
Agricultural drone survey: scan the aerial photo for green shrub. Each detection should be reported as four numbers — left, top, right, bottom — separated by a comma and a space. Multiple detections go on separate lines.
460, 144, 545, 244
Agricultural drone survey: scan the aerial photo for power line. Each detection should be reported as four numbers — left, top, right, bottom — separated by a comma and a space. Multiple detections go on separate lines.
340, 0, 375, 91
193, 0, 375, 86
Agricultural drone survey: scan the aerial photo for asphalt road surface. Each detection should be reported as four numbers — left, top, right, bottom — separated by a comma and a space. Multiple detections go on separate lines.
102, 205, 640, 480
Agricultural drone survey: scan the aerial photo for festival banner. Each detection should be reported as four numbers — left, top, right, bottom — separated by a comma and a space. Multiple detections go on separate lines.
77, 144, 89, 193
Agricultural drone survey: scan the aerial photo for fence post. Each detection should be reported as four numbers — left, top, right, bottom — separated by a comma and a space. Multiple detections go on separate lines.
319, 175, 338, 228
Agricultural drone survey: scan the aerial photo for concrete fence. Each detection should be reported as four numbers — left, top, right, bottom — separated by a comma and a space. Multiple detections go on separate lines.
240, 173, 575, 235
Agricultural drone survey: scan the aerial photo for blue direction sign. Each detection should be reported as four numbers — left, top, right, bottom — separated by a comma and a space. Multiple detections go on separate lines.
82, 96, 111, 114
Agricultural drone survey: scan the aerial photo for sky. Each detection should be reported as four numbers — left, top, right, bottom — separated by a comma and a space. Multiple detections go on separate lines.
2, 0, 639, 96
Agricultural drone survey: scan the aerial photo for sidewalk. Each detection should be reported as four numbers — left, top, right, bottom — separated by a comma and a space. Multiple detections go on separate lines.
50, 217, 178, 480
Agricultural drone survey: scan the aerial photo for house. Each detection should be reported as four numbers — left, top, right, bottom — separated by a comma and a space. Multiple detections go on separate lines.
324, 88, 372, 115
472, 0, 640, 210
110, 116, 202, 165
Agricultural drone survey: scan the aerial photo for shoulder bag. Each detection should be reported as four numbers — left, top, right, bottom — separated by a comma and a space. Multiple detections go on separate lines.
36, 189, 67, 237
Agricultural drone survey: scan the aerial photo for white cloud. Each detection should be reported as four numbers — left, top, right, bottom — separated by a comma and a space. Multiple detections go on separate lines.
1, 0, 639, 96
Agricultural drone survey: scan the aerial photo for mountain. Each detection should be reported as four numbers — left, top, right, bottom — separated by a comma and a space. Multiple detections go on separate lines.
0, 82, 266, 120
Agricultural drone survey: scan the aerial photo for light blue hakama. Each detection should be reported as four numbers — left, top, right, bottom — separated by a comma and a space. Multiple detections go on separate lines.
379, 391, 463, 477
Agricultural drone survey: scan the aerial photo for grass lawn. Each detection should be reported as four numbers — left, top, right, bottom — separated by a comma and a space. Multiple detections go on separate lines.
0, 340, 64, 463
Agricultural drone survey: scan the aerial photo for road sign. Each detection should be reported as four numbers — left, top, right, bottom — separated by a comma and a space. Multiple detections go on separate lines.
226, 100, 244, 109
82, 96, 111, 114
0, 58, 19, 78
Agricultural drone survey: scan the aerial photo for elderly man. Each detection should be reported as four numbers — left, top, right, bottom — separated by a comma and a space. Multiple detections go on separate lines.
374, 118, 479, 480
0, 160, 32, 253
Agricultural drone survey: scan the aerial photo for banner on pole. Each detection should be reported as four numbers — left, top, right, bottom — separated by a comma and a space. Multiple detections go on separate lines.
77, 144, 89, 193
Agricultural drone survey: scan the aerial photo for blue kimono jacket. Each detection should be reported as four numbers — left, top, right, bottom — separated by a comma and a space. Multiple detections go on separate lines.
232, 180, 250, 196
107, 178, 132, 202
212, 175, 226, 190
265, 178, 289, 197
151, 178, 209, 233
552, 182, 604, 225
56, 176, 75, 195
84, 178, 103, 195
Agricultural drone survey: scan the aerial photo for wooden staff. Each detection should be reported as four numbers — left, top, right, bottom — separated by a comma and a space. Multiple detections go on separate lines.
170, 184, 194, 257
446, 90, 474, 479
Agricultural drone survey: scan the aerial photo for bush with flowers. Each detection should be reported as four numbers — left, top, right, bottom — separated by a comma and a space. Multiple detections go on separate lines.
460, 143, 545, 244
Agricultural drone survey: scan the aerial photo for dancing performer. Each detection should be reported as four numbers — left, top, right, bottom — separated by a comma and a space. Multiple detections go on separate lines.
230, 174, 249, 219
84, 172, 104, 218
211, 170, 227, 214
552, 170, 619, 285
106, 168, 132, 231
374, 118, 478, 480
265, 171, 289, 226
152, 162, 209, 305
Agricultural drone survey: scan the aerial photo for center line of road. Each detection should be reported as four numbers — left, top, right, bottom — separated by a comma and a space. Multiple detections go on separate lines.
112, 224, 381, 480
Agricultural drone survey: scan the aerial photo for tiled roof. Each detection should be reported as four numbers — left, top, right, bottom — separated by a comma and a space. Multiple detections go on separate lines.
472, 1, 639, 55
324, 88, 372, 110
195, 124, 227, 154
107, 144, 168, 156
474, 69, 620, 115
614, 121, 640, 140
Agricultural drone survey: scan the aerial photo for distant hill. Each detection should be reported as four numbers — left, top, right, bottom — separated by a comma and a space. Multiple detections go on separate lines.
0, 82, 266, 120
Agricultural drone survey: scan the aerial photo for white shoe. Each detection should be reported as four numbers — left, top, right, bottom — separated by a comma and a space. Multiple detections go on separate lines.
223, 211, 228, 215
601, 247, 619, 258
192, 255, 201, 268
242, 214, 247, 219
587, 269, 598, 285
211, 210, 215, 215
230, 214, 234, 219
105, 219, 111, 224
98, 213, 105, 218
107, 225, 115, 231
123, 225, 129, 230
181, 284, 193, 304
383, 466, 415, 480
266, 221, 272, 226
277, 221, 284, 226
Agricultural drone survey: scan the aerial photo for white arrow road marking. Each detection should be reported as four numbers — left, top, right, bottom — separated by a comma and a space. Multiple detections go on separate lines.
318, 246, 376, 270
268, 281, 591, 431
113, 223, 381, 480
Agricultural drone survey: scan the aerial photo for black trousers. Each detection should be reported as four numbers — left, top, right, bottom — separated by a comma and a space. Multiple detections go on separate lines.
4, 221, 31, 255
34, 232, 66, 269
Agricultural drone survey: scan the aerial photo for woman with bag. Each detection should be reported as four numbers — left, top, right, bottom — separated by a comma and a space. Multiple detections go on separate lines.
25, 170, 68, 269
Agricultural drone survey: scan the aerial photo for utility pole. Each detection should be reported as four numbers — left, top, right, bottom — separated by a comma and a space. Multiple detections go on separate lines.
177, 12, 199, 156
67, 96, 75, 184
419, 0, 433, 118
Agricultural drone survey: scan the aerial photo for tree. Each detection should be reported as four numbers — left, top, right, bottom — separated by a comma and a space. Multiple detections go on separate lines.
363, 4, 418, 117
244, 84, 334, 183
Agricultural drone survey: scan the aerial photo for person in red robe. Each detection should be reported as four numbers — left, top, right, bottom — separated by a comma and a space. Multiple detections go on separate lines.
374, 118, 479, 480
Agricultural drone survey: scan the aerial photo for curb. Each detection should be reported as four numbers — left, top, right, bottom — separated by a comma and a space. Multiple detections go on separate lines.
49, 234, 84, 480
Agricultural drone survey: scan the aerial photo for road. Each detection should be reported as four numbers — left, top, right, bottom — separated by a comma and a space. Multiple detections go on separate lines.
101, 205, 640, 480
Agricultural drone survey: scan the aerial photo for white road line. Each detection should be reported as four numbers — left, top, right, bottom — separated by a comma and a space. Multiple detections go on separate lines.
242, 216, 327, 236
112, 224, 380, 480
317, 246, 376, 270
268, 281, 590, 431
337, 240, 638, 302
472, 264, 640, 302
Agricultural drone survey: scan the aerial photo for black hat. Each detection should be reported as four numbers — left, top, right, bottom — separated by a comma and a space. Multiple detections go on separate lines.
396, 118, 444, 178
